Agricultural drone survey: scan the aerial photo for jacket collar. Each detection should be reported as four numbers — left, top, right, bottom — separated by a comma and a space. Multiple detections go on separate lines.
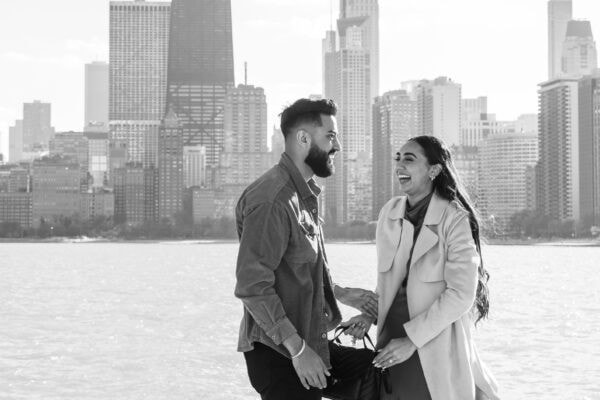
278, 152, 321, 199
388, 191, 448, 226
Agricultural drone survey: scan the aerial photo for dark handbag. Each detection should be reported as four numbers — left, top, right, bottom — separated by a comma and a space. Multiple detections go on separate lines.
323, 326, 391, 400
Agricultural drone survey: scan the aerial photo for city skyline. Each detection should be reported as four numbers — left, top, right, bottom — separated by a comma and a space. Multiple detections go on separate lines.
3, 0, 600, 155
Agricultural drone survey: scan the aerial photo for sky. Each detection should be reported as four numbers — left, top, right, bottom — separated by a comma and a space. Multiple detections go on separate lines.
1, 0, 600, 155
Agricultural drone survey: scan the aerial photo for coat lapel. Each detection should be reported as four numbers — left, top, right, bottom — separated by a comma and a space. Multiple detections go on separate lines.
409, 193, 448, 267
376, 197, 406, 272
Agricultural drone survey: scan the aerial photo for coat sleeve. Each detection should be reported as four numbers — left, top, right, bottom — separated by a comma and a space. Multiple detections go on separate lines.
403, 212, 479, 348
233, 201, 297, 345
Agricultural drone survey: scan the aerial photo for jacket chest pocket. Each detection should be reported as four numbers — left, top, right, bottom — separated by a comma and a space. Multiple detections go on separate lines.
286, 221, 319, 264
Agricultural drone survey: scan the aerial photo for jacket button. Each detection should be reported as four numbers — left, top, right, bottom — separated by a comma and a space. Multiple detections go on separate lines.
312, 209, 317, 214
321, 333, 327, 339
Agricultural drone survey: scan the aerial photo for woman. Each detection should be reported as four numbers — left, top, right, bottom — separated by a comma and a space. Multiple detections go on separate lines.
344, 136, 499, 400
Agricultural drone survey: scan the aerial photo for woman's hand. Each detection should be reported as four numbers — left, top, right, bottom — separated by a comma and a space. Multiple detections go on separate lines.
373, 337, 417, 369
340, 314, 374, 340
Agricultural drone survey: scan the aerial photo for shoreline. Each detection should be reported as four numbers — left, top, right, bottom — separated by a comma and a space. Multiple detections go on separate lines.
2, 237, 599, 246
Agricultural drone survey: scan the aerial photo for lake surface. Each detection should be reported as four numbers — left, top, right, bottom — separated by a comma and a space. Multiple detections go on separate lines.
1, 242, 599, 399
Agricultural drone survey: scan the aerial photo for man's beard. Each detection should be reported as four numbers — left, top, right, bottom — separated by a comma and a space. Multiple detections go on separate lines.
305, 143, 335, 178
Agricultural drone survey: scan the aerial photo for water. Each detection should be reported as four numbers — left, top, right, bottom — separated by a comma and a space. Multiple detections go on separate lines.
1, 242, 599, 399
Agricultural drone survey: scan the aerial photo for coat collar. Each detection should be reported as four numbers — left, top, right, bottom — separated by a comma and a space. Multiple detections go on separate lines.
388, 191, 449, 226
278, 152, 321, 200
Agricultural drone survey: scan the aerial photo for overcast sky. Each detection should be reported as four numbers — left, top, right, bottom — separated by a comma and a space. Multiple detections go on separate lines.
1, 0, 600, 154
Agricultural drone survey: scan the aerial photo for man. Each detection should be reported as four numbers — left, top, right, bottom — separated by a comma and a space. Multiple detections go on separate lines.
235, 98, 377, 400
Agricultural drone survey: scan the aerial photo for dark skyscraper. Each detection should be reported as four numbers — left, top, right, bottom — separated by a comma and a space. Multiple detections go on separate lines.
578, 73, 600, 226
165, 0, 235, 181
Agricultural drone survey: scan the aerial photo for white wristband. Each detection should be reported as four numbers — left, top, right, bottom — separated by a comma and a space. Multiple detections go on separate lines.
291, 339, 306, 359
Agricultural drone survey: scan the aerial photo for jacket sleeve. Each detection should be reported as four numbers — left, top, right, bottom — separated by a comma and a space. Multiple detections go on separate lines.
234, 201, 297, 345
403, 212, 479, 348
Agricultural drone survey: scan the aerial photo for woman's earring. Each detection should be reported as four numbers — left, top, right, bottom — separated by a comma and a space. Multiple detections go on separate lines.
429, 174, 435, 181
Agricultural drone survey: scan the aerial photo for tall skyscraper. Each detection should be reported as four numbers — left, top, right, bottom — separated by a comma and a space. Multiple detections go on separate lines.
165, 0, 235, 180
158, 110, 183, 220
561, 20, 598, 76
478, 133, 539, 233
23, 101, 54, 152
109, 1, 170, 167
8, 120, 23, 163
578, 72, 600, 226
223, 85, 267, 154
537, 77, 581, 222
218, 84, 271, 194
322, 0, 379, 224
85, 61, 109, 130
548, 0, 573, 79
417, 77, 462, 146
340, 0, 379, 100
372, 90, 417, 219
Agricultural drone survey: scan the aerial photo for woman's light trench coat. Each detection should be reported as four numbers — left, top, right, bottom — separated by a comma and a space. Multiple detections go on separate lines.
376, 193, 500, 400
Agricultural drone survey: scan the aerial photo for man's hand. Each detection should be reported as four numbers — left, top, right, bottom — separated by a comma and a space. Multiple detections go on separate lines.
284, 334, 330, 390
291, 345, 330, 390
334, 286, 378, 319
340, 314, 375, 340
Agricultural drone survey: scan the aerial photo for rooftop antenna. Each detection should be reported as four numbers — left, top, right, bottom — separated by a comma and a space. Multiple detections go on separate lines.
244, 61, 248, 85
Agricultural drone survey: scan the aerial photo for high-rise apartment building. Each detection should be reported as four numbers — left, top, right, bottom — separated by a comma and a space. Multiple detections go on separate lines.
8, 120, 23, 163
86, 132, 110, 188
478, 133, 539, 233
218, 84, 270, 191
460, 114, 515, 147
548, 0, 573, 79
372, 90, 417, 219
453, 145, 479, 203
537, 77, 581, 222
109, 1, 170, 167
183, 145, 206, 188
50, 132, 89, 169
417, 77, 462, 147
165, 0, 235, 177
23, 101, 54, 152
158, 110, 183, 220
114, 164, 157, 224
31, 157, 82, 226
578, 73, 600, 226
223, 85, 267, 153
561, 20, 598, 76
85, 61, 109, 130
462, 97, 488, 122
0, 192, 32, 228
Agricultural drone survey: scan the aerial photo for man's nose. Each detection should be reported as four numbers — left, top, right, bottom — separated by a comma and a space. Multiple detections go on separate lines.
333, 136, 342, 152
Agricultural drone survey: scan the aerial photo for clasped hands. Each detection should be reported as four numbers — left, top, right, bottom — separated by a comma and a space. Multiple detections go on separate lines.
334, 285, 378, 318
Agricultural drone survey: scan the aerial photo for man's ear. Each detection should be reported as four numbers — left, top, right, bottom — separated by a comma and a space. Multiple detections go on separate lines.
297, 129, 309, 145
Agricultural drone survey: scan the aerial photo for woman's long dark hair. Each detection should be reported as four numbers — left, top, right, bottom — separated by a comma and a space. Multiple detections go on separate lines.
408, 135, 490, 324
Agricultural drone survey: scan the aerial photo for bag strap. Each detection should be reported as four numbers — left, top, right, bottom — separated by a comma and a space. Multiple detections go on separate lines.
332, 325, 376, 349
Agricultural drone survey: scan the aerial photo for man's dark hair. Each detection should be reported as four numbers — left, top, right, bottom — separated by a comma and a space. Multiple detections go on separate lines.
279, 98, 337, 139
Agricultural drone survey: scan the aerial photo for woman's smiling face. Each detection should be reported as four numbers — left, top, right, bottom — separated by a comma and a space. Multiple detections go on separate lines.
395, 140, 438, 201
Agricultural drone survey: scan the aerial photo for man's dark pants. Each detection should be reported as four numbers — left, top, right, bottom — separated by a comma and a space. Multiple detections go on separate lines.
244, 342, 323, 400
